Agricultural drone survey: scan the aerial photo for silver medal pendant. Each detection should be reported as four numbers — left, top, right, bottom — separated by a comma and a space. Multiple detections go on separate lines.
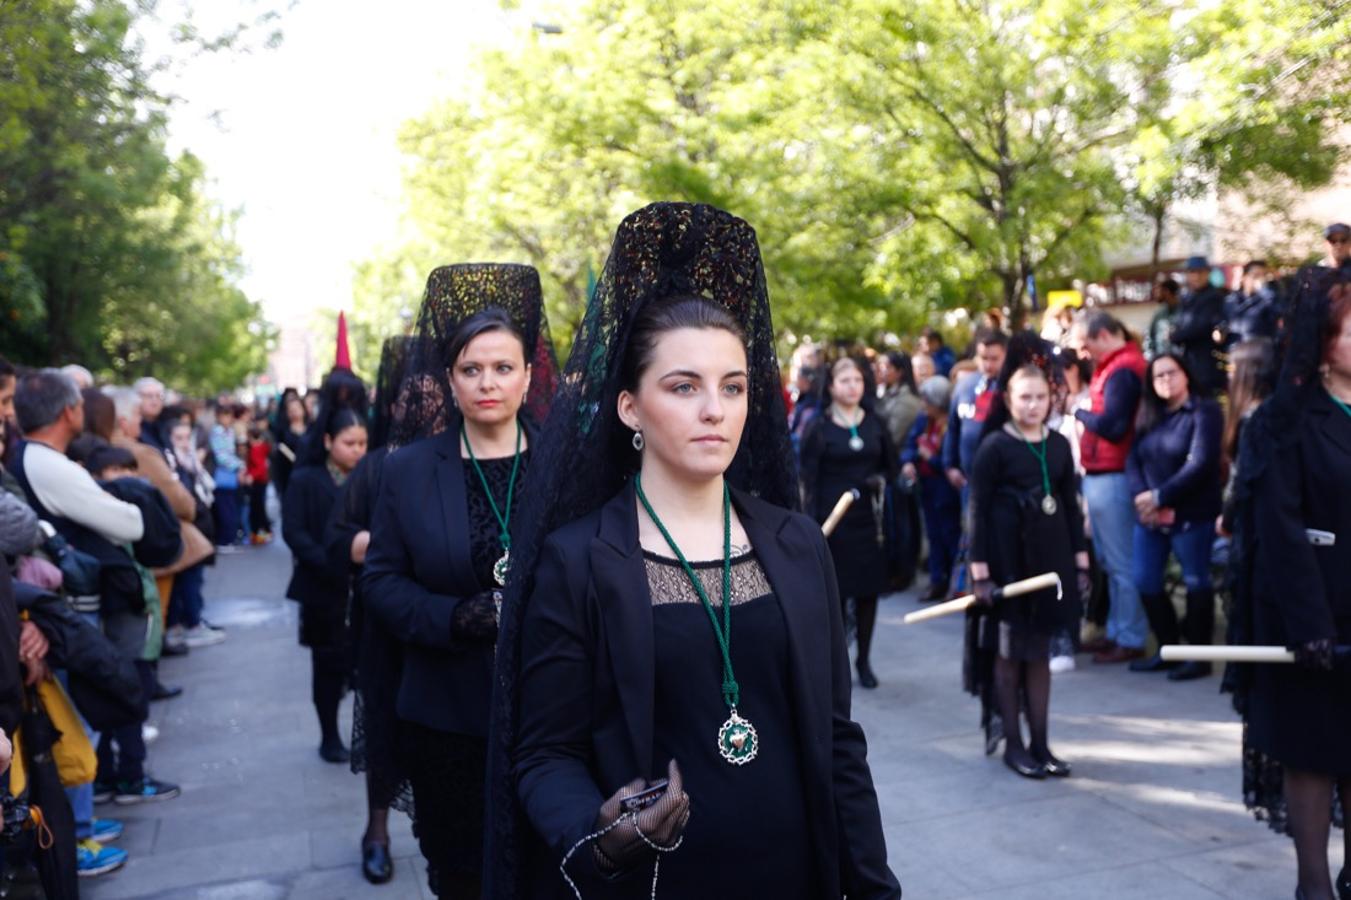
493, 550, 510, 586
1041, 495, 1058, 516
717, 709, 758, 765
848, 435, 864, 452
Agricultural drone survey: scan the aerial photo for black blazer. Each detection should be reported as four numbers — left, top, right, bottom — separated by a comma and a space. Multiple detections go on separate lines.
1252, 389, 1351, 645
514, 481, 902, 899
361, 427, 498, 736
283, 464, 349, 648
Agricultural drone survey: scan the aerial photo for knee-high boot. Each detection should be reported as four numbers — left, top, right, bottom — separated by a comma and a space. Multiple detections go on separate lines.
1169, 588, 1215, 681
1128, 592, 1179, 672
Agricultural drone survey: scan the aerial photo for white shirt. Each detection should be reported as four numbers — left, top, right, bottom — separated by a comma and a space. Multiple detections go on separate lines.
21, 442, 144, 544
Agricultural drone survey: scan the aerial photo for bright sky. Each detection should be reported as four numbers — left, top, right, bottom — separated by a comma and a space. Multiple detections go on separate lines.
150, 0, 556, 325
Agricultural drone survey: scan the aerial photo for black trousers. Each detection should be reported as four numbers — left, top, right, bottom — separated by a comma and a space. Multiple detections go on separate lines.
248, 480, 270, 533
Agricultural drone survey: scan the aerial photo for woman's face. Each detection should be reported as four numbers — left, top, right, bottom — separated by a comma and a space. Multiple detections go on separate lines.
1151, 357, 1189, 405
1008, 371, 1050, 429
451, 330, 530, 428
286, 397, 305, 423
829, 363, 866, 408
170, 424, 193, 456
618, 327, 749, 484
325, 424, 368, 473
1326, 307, 1351, 382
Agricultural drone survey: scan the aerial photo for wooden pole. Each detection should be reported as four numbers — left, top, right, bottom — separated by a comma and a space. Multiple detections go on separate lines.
821, 489, 859, 537
903, 572, 1061, 625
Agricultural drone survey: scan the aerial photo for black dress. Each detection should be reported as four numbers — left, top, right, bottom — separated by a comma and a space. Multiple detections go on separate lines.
800, 412, 896, 598
283, 463, 348, 650
647, 552, 816, 897
1245, 388, 1351, 777
965, 429, 1084, 721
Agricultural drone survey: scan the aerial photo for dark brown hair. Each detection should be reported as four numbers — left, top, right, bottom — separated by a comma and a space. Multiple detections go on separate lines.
82, 388, 116, 441
620, 295, 747, 391
447, 307, 528, 369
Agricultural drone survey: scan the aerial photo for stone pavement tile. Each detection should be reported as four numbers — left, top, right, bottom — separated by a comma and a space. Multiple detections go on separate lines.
885, 792, 1210, 894
84, 831, 309, 899
1162, 836, 1345, 900
287, 862, 429, 900
957, 860, 1227, 899
879, 760, 1076, 825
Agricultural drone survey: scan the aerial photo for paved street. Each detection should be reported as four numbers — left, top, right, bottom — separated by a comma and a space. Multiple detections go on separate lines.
85, 536, 1338, 899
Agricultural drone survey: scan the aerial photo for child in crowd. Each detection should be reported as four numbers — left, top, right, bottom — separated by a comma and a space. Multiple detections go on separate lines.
246, 425, 272, 544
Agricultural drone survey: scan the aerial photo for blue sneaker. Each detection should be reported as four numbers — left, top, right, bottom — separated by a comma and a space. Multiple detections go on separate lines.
91, 818, 124, 843
113, 776, 180, 805
76, 839, 128, 877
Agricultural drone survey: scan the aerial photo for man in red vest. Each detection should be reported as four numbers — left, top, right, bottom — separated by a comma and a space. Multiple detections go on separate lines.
1073, 313, 1148, 663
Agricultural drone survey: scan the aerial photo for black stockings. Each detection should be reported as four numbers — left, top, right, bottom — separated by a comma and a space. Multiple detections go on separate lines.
1284, 769, 1351, 900
852, 595, 878, 663
311, 647, 347, 747
995, 657, 1053, 768
363, 771, 390, 846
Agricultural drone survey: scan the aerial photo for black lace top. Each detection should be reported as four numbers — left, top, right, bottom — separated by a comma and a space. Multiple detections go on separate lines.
463, 451, 530, 590
645, 551, 816, 897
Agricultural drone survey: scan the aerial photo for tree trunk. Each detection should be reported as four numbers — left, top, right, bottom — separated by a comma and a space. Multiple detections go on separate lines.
1149, 204, 1166, 282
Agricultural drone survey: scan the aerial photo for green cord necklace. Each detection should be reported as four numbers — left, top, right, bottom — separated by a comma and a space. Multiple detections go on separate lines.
462, 419, 523, 586
1020, 426, 1057, 516
835, 405, 865, 451
634, 474, 758, 766
1330, 387, 1351, 422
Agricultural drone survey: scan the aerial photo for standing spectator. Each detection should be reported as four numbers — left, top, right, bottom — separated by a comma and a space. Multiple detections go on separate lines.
787, 365, 822, 462
874, 352, 922, 448
134, 377, 167, 450
60, 364, 94, 390
1322, 221, 1350, 268
1125, 353, 1223, 680
901, 376, 961, 602
942, 328, 1008, 494
911, 351, 936, 385
166, 418, 224, 649
1144, 278, 1180, 360
1170, 256, 1227, 396
209, 402, 246, 548
1073, 313, 1149, 664
918, 326, 956, 377
1223, 260, 1283, 348
246, 425, 272, 543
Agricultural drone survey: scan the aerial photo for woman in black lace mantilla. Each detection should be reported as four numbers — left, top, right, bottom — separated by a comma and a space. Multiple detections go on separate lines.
361, 264, 558, 898
488, 202, 901, 900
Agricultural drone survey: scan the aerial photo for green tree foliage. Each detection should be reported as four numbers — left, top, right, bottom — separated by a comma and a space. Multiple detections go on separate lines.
0, 0, 273, 391
358, 0, 1348, 350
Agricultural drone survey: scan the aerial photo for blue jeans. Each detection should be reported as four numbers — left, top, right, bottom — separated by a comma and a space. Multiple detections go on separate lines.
1132, 521, 1214, 596
168, 562, 205, 629
920, 476, 962, 587
1082, 472, 1147, 649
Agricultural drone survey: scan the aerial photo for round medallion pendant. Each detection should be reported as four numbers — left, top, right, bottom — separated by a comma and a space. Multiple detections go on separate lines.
717, 709, 759, 765
848, 435, 865, 452
1041, 495, 1058, 516
493, 551, 510, 587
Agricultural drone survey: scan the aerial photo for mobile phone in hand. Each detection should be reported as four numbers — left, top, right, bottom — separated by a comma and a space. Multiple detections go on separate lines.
620, 779, 670, 813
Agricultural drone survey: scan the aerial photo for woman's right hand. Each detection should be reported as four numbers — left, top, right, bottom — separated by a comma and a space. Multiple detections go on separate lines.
593, 759, 690, 873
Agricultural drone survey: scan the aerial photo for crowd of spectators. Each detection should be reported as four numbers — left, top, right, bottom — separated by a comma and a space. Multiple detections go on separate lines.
0, 359, 312, 891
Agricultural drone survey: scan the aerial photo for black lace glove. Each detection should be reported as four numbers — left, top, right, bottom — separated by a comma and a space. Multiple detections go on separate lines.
1076, 568, 1093, 603
971, 579, 996, 608
450, 590, 501, 644
593, 759, 690, 874
1291, 638, 1335, 671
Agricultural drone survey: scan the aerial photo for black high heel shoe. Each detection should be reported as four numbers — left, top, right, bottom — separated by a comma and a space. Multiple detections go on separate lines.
984, 715, 1004, 756
362, 842, 393, 885
1335, 866, 1349, 900
1032, 748, 1072, 777
1003, 748, 1046, 779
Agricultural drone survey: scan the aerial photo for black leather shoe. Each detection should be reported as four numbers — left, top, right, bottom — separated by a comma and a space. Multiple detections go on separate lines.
151, 682, 183, 701
1003, 751, 1046, 779
984, 715, 1004, 756
1166, 660, 1212, 681
362, 842, 394, 885
1033, 750, 1072, 777
1335, 866, 1349, 900
856, 659, 879, 690
1128, 653, 1179, 673
318, 739, 350, 764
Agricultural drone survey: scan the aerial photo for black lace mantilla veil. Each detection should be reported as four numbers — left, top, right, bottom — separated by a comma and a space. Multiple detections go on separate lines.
1226, 262, 1348, 835
392, 263, 560, 448
484, 202, 799, 898
368, 336, 422, 450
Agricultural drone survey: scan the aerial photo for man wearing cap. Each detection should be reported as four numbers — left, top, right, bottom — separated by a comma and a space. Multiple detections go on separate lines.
1323, 222, 1350, 269
1169, 256, 1227, 396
